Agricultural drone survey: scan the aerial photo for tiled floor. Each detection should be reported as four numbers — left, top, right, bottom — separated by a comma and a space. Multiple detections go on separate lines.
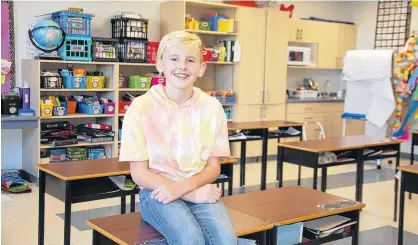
2, 158, 418, 245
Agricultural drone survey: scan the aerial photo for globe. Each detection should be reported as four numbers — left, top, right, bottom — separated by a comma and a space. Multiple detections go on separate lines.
28, 19, 65, 53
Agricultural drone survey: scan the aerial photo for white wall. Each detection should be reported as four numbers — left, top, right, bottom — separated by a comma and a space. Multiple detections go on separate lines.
343, 1, 418, 154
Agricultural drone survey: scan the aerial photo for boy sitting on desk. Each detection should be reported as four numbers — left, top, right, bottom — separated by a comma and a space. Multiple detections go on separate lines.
119, 31, 237, 245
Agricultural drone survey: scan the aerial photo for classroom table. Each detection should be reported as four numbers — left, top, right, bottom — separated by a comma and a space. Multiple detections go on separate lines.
227, 120, 304, 190
397, 165, 418, 245
87, 186, 365, 245
37, 157, 235, 245
277, 135, 401, 218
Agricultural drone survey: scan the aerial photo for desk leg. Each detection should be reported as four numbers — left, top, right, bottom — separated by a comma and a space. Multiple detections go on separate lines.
313, 154, 319, 190
64, 181, 72, 245
356, 149, 364, 203
409, 143, 414, 200
121, 196, 126, 214
130, 194, 135, 212
352, 210, 360, 245
394, 146, 401, 222
260, 230, 267, 245
228, 164, 233, 196
298, 134, 303, 186
321, 168, 327, 192
38, 171, 45, 245
277, 146, 284, 188
261, 128, 268, 191
398, 173, 406, 245
240, 141, 246, 187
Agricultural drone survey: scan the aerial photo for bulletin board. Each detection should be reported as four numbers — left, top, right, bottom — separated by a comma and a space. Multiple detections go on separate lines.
374, 0, 412, 51
1, 0, 16, 92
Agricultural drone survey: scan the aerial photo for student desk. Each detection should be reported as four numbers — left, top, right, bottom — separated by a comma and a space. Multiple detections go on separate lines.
397, 165, 418, 245
37, 157, 235, 245
228, 120, 304, 190
87, 186, 365, 245
277, 135, 400, 217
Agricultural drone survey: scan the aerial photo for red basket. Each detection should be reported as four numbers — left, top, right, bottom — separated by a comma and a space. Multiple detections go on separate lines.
119, 101, 132, 113
147, 41, 160, 64
202, 49, 212, 62
224, 0, 255, 7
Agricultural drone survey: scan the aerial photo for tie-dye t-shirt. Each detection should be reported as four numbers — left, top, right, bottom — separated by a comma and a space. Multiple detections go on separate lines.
119, 84, 231, 181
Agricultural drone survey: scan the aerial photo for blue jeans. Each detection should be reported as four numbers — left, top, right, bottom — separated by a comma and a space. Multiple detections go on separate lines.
139, 188, 238, 245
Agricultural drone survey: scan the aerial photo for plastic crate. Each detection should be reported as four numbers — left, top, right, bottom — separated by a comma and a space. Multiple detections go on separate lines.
118, 39, 148, 63
40, 104, 53, 117
58, 35, 92, 61
128, 76, 151, 89
151, 76, 166, 87
91, 37, 119, 62
51, 11, 93, 37
111, 17, 148, 40
86, 76, 105, 89
40, 75, 63, 89
147, 41, 159, 64
53, 105, 68, 116
80, 103, 104, 115
100, 98, 115, 114
119, 101, 132, 113
62, 75, 87, 89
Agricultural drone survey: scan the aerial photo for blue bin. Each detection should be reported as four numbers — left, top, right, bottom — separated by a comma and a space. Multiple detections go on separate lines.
52, 106, 68, 116
58, 35, 92, 61
63, 76, 87, 89
51, 11, 93, 37
80, 103, 104, 115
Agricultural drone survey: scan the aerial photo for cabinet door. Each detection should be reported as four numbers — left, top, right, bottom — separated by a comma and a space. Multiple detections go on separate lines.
264, 10, 289, 104
235, 7, 266, 105
337, 24, 357, 68
317, 22, 340, 69
345, 120, 365, 136
289, 19, 300, 42
298, 20, 321, 43
264, 104, 286, 121
234, 104, 262, 122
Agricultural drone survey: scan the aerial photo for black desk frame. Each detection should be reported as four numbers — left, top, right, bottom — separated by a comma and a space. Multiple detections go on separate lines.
398, 170, 418, 245
277, 143, 400, 205
38, 170, 137, 245
229, 126, 303, 191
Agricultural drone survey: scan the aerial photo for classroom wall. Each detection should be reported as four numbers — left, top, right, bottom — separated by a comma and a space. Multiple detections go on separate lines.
343, 1, 418, 154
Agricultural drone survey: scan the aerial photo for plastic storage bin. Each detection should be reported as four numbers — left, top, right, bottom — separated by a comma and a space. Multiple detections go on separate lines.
86, 76, 105, 89
151, 76, 166, 87
199, 21, 211, 31
119, 74, 128, 88
80, 103, 104, 115
216, 95, 236, 104
202, 49, 212, 62
40, 75, 63, 89
91, 37, 119, 62
53, 106, 68, 116
218, 19, 234, 33
118, 39, 148, 63
62, 75, 87, 89
40, 104, 53, 117
128, 76, 151, 89
66, 98, 78, 114
111, 17, 148, 40
51, 11, 93, 37
147, 41, 159, 64
58, 35, 92, 61
100, 98, 115, 114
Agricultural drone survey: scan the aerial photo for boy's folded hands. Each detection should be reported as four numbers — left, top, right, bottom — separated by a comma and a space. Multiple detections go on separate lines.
151, 182, 222, 204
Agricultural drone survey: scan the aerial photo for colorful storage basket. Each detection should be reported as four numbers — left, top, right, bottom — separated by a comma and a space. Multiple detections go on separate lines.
58, 35, 92, 61
51, 11, 93, 37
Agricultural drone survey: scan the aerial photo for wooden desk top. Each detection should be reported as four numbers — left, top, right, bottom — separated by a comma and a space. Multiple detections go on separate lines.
221, 186, 365, 225
86, 208, 273, 245
278, 135, 401, 153
228, 120, 303, 130
37, 158, 130, 181
37, 157, 237, 181
398, 165, 418, 174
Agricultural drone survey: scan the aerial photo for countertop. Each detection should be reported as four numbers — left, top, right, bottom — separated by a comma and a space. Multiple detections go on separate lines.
286, 97, 345, 103
1, 115, 39, 129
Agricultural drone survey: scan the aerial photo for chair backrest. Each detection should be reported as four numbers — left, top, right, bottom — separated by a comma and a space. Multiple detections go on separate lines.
302, 122, 326, 141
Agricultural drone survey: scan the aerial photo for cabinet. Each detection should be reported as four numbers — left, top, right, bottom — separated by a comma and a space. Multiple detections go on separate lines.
289, 19, 321, 43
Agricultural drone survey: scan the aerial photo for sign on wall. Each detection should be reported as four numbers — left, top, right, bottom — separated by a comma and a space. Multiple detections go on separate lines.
1, 0, 15, 92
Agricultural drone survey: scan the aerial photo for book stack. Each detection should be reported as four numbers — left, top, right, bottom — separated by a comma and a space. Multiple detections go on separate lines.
87, 147, 107, 160
66, 147, 87, 162
302, 215, 356, 241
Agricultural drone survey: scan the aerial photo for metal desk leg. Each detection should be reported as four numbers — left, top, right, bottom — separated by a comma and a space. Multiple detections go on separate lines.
313, 153, 319, 190
38, 171, 45, 245
321, 168, 327, 192
298, 134, 303, 186
409, 142, 414, 200
352, 210, 360, 245
394, 146, 401, 222
277, 146, 284, 188
121, 195, 126, 214
64, 181, 72, 245
398, 173, 406, 245
261, 128, 268, 191
240, 141, 247, 187
356, 149, 364, 202
228, 164, 233, 196
130, 194, 135, 212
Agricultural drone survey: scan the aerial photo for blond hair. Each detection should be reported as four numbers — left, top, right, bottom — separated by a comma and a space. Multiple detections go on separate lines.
157, 30, 203, 63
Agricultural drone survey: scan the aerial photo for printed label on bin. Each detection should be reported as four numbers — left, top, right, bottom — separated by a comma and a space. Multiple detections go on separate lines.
124, 105, 129, 110
92, 78, 99, 87
71, 46, 84, 52
130, 26, 142, 32
74, 78, 82, 88
93, 106, 100, 114
108, 105, 114, 112
9, 107, 16, 114
49, 80, 57, 88
56, 107, 66, 116
44, 108, 51, 115
71, 23, 83, 28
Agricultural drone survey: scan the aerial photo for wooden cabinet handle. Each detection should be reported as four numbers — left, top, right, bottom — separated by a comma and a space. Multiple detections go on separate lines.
260, 90, 264, 103
305, 117, 313, 120
297, 29, 300, 40
301, 29, 303, 40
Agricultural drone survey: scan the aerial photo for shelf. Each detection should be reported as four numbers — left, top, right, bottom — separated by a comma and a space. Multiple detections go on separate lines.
119, 113, 125, 116
118, 63, 156, 67
185, 0, 238, 9
119, 88, 149, 92
40, 141, 115, 149
287, 66, 342, 70
186, 29, 237, 36
40, 89, 114, 92
206, 61, 236, 65
38, 60, 156, 67
41, 113, 115, 119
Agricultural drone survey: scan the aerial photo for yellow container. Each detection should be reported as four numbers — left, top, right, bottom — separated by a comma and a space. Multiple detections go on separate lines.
218, 18, 234, 33
40, 104, 53, 117
185, 17, 199, 30
87, 76, 105, 89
